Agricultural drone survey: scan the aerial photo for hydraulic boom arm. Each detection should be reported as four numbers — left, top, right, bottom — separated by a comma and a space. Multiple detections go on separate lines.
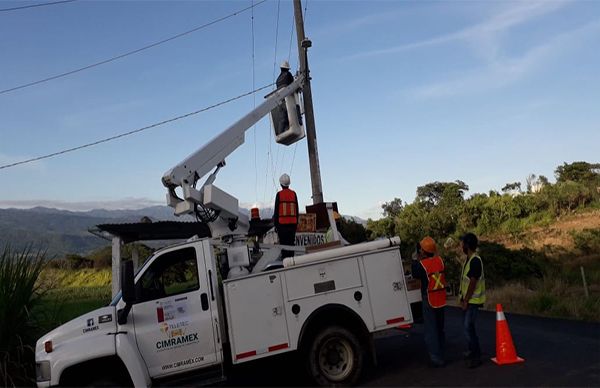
161, 75, 305, 237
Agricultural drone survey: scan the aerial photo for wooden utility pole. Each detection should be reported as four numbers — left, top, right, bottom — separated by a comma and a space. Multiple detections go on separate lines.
294, 0, 324, 204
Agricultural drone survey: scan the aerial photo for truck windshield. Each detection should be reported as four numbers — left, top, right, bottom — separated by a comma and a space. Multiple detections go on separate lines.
110, 291, 122, 306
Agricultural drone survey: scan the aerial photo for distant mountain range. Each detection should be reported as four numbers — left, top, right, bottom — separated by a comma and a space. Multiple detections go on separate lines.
0, 206, 365, 257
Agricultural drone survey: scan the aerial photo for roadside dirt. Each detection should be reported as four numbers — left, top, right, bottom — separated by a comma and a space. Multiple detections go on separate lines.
491, 210, 600, 251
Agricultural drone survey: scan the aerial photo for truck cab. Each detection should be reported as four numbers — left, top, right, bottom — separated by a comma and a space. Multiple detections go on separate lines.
36, 239, 222, 387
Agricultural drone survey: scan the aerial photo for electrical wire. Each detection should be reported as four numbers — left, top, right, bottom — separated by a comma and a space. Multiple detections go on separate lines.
287, 18, 295, 64
0, 0, 76, 12
251, 0, 258, 202
0, 0, 267, 95
0, 83, 273, 171
303, 0, 309, 23
264, 0, 281, 202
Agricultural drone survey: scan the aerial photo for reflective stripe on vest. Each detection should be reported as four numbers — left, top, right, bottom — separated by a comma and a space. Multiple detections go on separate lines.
420, 256, 447, 308
459, 254, 486, 305
277, 189, 298, 225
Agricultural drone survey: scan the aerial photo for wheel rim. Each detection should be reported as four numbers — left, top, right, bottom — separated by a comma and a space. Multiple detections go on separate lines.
318, 336, 354, 382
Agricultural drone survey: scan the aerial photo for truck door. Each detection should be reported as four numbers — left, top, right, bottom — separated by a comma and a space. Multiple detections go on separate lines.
131, 244, 220, 377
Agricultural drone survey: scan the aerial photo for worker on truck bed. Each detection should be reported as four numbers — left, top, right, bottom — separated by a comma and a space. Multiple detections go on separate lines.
411, 236, 447, 367
459, 232, 486, 369
273, 173, 298, 259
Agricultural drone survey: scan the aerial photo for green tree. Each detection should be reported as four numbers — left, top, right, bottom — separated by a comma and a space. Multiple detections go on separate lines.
381, 198, 403, 218
501, 182, 522, 194
416, 180, 469, 208
555, 161, 600, 183
338, 218, 368, 244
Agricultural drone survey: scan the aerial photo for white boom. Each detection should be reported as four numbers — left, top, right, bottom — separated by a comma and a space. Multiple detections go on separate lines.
161, 75, 305, 238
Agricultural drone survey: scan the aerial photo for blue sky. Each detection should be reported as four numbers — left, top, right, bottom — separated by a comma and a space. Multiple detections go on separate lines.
1, 0, 599, 219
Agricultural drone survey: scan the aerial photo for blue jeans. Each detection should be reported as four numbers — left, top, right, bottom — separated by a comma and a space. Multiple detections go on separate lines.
463, 304, 481, 360
422, 299, 445, 363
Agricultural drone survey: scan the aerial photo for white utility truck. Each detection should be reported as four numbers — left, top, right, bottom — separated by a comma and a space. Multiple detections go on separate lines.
35, 74, 420, 387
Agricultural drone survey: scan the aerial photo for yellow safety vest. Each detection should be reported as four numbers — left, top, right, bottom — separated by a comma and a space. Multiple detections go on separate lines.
459, 254, 486, 305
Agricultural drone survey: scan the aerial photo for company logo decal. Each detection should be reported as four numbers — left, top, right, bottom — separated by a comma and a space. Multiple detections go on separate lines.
99, 314, 112, 324
156, 333, 199, 350
155, 298, 197, 352
159, 322, 169, 333
83, 317, 99, 334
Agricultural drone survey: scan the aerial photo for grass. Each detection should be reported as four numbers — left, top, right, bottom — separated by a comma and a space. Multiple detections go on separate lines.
0, 246, 47, 387
37, 268, 112, 328
485, 254, 600, 322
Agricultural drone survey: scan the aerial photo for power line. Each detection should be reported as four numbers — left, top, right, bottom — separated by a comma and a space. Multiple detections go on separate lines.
0, 83, 273, 171
0, 0, 76, 12
0, 0, 267, 95
303, 0, 309, 23
290, 142, 299, 175
251, 0, 258, 202
264, 0, 281, 202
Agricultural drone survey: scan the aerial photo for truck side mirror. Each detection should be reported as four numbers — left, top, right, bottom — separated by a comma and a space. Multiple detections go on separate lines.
121, 260, 135, 304
118, 260, 135, 325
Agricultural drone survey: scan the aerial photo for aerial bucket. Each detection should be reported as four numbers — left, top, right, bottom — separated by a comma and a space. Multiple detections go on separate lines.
271, 92, 305, 145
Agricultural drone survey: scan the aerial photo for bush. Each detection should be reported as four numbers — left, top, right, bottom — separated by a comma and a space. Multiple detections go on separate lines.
0, 245, 48, 386
478, 242, 543, 288
570, 229, 600, 255
338, 218, 368, 244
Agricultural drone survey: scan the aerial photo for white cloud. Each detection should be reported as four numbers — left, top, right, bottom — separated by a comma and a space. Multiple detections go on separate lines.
313, 10, 405, 38
344, 0, 571, 61
0, 197, 164, 211
355, 201, 386, 221
411, 20, 600, 99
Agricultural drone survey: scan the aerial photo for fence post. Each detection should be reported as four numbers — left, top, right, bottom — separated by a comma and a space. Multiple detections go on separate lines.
581, 266, 589, 298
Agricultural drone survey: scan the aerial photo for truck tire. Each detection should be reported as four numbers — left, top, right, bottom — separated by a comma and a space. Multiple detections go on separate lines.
307, 325, 363, 386
85, 376, 123, 387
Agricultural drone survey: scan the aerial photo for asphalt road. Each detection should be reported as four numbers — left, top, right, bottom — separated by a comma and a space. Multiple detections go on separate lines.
227, 307, 600, 386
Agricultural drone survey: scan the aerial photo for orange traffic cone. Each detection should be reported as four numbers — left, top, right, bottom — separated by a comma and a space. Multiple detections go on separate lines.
492, 304, 525, 365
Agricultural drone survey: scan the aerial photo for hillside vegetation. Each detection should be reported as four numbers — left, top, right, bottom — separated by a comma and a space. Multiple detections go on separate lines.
366, 161, 600, 321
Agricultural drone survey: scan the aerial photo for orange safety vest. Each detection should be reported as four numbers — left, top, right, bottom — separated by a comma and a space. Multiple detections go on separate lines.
420, 256, 447, 308
277, 188, 298, 225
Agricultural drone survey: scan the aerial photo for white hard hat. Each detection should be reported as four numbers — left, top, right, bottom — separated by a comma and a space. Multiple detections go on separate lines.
280, 60, 290, 70
279, 173, 290, 186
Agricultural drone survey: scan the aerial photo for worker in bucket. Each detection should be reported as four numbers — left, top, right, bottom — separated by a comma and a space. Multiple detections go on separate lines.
276, 60, 293, 89
273, 60, 294, 136
411, 236, 447, 367
273, 173, 298, 259
459, 232, 485, 368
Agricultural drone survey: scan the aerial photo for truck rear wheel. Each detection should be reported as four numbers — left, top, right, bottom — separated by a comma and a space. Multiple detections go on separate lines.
307, 326, 363, 386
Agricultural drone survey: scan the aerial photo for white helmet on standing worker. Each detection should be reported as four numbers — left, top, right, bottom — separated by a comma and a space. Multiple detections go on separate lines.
280, 60, 290, 70
279, 173, 290, 187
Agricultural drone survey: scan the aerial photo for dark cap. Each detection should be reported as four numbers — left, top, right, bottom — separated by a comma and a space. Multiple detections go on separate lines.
460, 232, 478, 250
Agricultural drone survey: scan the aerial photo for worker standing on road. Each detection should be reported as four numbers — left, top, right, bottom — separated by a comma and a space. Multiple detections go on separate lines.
411, 236, 447, 367
459, 232, 486, 368
273, 173, 298, 259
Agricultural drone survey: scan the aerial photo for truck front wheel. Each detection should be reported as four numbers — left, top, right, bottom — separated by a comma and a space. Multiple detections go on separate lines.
307, 326, 363, 386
